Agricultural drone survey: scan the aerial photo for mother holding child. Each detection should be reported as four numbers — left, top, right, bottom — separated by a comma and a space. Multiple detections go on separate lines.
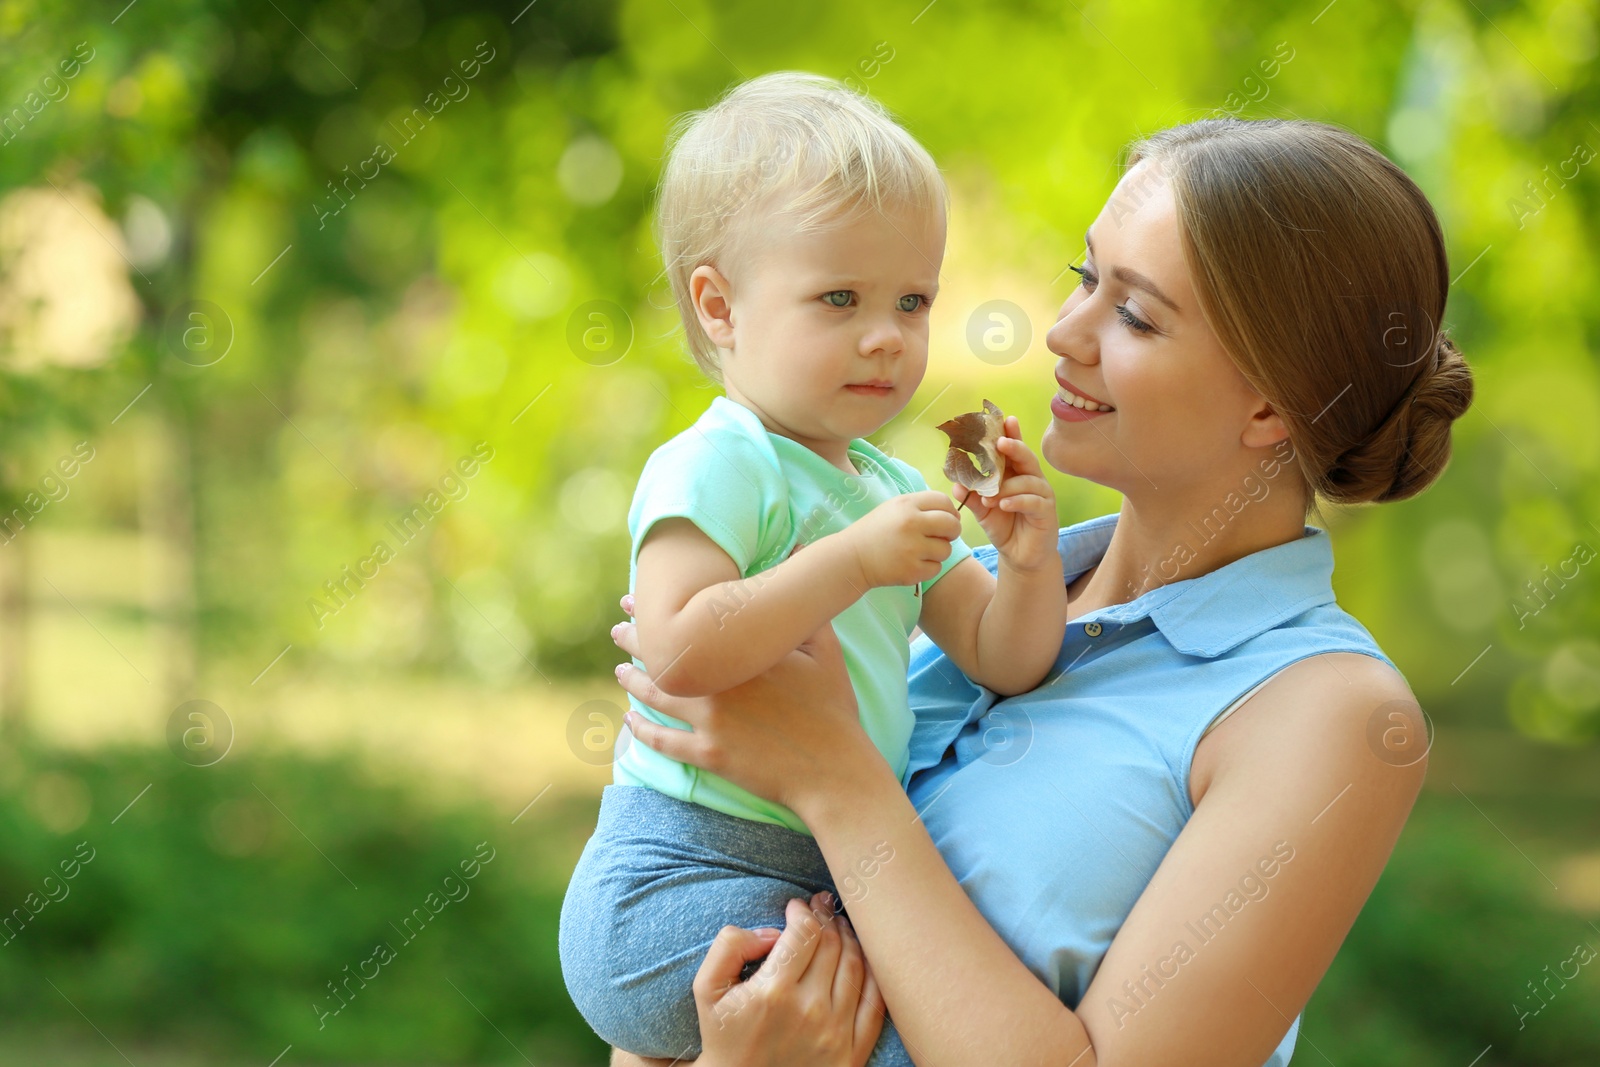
560, 71, 1473, 1067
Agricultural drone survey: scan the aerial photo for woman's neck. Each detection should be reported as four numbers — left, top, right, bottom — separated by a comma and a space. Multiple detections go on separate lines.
1066, 492, 1309, 620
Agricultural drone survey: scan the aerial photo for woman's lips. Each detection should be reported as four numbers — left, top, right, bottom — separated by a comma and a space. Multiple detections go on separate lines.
1052, 375, 1114, 421
1051, 392, 1112, 421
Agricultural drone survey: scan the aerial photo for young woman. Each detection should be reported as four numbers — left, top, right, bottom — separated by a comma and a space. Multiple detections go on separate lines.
604, 116, 1473, 1067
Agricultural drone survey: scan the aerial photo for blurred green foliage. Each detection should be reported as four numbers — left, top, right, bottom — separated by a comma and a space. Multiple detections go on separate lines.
0, 0, 1597, 1062
0, 744, 607, 1064
1, 0, 1598, 730
1, 0, 1597, 733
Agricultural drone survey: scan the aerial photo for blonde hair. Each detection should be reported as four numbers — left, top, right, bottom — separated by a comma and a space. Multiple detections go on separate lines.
655, 72, 947, 380
1126, 118, 1474, 506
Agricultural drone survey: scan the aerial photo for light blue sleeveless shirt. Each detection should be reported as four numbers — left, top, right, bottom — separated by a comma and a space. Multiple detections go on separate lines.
901, 513, 1396, 1067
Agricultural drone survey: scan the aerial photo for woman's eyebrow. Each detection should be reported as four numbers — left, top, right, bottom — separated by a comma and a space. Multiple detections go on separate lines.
1084, 229, 1183, 313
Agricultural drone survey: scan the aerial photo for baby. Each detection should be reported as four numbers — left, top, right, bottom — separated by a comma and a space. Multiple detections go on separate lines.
559, 72, 1068, 1062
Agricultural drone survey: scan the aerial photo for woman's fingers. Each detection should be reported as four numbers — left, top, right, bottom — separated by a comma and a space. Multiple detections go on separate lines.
831, 911, 867, 1012
618, 706, 703, 765
613, 662, 673, 714
693, 924, 781, 1040
613, 661, 710, 766
610, 619, 642, 658
693, 924, 780, 1005
755, 896, 826, 988
797, 893, 844, 1002
850, 935, 887, 1067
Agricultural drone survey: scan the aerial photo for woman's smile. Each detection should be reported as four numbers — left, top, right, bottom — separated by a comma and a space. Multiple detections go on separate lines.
1051, 374, 1116, 421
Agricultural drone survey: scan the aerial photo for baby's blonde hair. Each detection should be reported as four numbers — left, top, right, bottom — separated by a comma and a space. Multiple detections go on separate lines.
655, 72, 947, 380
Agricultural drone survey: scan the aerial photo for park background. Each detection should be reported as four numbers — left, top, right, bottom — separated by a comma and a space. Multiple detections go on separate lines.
0, 0, 1598, 1063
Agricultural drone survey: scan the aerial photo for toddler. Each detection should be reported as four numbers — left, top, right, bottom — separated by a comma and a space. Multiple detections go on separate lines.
558, 72, 1068, 1065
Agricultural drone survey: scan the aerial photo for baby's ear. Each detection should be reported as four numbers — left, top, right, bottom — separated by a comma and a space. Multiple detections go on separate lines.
690, 265, 736, 348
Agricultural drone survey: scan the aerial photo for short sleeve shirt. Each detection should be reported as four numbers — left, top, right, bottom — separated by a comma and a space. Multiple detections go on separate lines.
614, 395, 973, 833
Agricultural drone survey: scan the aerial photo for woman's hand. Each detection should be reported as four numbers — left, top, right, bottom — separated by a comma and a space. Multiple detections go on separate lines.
610, 893, 886, 1067
611, 596, 875, 814
952, 415, 1059, 574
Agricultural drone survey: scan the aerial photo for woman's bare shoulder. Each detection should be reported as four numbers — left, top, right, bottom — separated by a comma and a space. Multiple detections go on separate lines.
1191, 652, 1423, 808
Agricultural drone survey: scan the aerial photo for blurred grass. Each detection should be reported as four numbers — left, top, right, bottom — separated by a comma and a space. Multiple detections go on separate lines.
0, 742, 610, 1066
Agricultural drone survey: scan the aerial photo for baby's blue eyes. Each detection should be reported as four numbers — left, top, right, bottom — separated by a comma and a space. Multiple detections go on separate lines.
819, 291, 929, 312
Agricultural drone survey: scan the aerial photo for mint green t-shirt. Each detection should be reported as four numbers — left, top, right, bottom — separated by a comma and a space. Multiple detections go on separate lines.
614, 394, 973, 833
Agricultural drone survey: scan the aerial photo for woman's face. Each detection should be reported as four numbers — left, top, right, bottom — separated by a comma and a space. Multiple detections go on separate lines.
1040, 160, 1283, 503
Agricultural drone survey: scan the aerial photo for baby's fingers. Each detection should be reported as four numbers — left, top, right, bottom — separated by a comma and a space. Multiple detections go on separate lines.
997, 493, 1053, 516
996, 430, 1044, 477
995, 473, 1053, 501
953, 482, 992, 519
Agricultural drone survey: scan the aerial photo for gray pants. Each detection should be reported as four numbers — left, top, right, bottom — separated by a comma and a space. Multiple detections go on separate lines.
559, 784, 911, 1064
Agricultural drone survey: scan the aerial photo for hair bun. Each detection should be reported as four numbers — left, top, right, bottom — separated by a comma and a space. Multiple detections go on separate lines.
1324, 331, 1475, 504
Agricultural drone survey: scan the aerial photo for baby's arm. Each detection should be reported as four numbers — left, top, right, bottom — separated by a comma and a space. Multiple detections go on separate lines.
916, 421, 1068, 696
916, 554, 1066, 696
635, 490, 965, 699
633, 518, 868, 698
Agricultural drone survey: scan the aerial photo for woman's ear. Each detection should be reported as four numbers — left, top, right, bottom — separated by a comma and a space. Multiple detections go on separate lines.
1241, 396, 1292, 449
689, 265, 736, 350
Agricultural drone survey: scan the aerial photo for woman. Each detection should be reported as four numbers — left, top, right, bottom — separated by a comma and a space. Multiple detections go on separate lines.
602, 116, 1473, 1066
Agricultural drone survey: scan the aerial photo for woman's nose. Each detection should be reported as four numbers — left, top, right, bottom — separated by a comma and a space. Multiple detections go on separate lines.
1046, 298, 1098, 364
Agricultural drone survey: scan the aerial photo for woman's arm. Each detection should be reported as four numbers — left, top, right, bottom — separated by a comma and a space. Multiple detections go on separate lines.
614, 614, 1425, 1067
1074, 653, 1427, 1065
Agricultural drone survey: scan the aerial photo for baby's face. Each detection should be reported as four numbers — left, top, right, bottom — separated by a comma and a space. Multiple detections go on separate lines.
717, 202, 945, 450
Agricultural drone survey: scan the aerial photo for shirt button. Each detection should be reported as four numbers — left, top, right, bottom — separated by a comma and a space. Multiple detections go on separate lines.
1084, 621, 1103, 637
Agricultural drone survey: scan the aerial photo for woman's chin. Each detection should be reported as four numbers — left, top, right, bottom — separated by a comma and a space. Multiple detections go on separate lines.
1040, 422, 1093, 477
1041, 426, 1127, 491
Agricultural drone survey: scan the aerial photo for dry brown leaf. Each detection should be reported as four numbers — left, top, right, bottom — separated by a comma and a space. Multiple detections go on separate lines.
935, 399, 1007, 502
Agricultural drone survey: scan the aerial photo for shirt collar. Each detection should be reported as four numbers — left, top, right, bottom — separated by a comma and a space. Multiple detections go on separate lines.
979, 512, 1339, 659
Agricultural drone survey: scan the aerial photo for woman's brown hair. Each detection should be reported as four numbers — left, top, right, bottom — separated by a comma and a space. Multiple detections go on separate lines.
1126, 118, 1474, 505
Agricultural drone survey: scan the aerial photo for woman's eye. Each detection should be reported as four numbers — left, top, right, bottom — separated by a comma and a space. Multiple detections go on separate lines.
1070, 264, 1152, 333
1116, 304, 1154, 334
897, 294, 926, 313
822, 290, 854, 307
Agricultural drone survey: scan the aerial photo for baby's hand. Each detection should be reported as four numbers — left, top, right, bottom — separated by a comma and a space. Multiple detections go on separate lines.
843, 491, 962, 590
952, 416, 1059, 573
